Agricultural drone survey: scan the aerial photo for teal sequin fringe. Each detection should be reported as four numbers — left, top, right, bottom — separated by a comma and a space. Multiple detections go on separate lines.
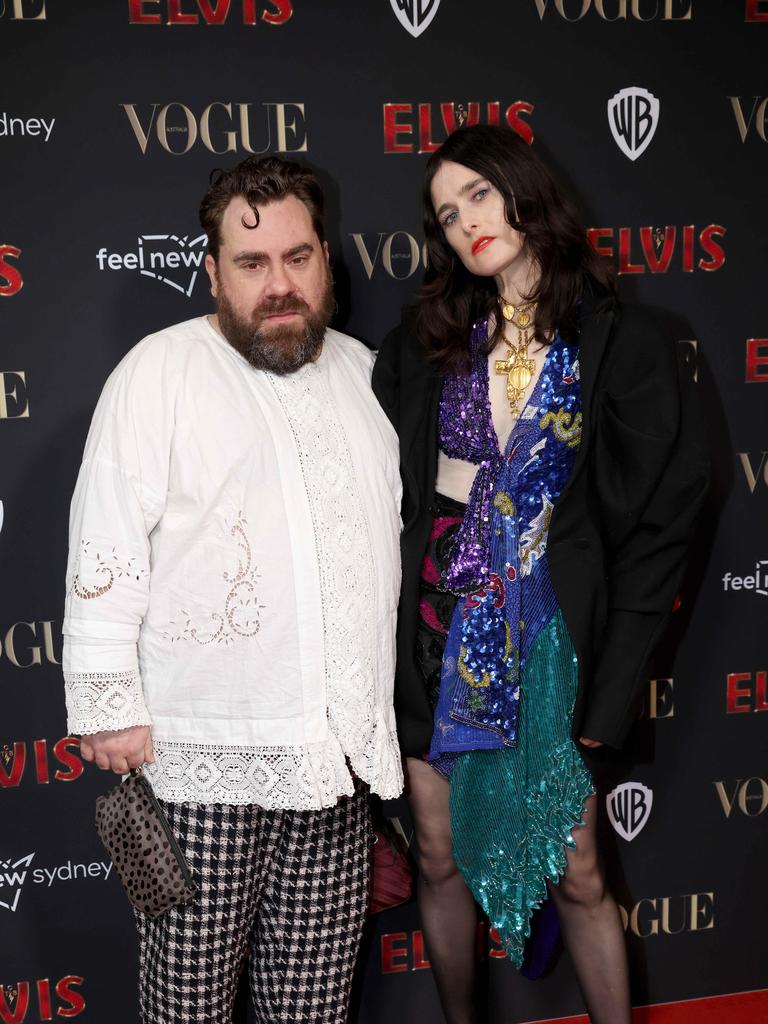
449, 610, 594, 968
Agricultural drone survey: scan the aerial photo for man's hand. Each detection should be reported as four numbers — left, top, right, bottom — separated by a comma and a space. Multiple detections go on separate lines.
80, 725, 154, 774
579, 737, 604, 749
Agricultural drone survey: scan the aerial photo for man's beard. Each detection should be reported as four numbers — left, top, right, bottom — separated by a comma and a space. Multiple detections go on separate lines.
215, 274, 335, 375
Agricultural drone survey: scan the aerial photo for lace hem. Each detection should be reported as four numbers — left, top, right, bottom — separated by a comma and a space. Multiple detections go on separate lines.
64, 669, 152, 735
331, 711, 403, 802
145, 723, 403, 809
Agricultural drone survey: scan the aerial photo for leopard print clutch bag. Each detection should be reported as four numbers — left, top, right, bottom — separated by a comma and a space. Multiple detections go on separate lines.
95, 768, 197, 917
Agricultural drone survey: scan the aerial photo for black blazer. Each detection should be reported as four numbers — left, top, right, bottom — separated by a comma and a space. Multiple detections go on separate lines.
372, 287, 710, 756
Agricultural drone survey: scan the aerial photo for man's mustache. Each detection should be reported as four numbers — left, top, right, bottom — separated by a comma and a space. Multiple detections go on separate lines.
253, 296, 311, 320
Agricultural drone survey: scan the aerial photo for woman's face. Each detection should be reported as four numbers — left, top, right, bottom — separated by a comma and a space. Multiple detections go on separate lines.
430, 159, 525, 280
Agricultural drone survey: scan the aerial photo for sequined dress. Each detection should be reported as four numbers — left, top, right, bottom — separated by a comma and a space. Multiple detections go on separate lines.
415, 322, 594, 967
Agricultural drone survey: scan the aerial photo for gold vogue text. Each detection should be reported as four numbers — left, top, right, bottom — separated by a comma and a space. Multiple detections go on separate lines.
618, 893, 714, 937
532, 0, 692, 19
122, 102, 307, 155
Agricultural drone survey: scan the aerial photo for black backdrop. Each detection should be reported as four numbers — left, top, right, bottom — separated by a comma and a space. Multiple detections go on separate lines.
1, 2, 767, 1022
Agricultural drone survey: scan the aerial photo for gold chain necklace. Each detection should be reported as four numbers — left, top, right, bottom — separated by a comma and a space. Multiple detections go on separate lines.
494, 298, 537, 419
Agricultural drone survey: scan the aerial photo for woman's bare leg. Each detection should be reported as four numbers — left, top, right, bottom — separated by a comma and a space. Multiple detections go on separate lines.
406, 756, 480, 1024
547, 794, 631, 1024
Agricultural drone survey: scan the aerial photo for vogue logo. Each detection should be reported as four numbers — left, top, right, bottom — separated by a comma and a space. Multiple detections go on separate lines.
0, 738, 84, 788
729, 96, 768, 142
0, 621, 60, 667
587, 225, 725, 273
726, 671, 768, 714
643, 677, 675, 719
122, 102, 307, 155
738, 453, 768, 492
532, 0, 692, 19
618, 893, 714, 937
389, 0, 441, 37
0, 246, 22, 297
0, 372, 29, 420
96, 234, 207, 298
606, 782, 653, 841
0, 0, 46, 19
714, 776, 768, 816
608, 87, 659, 160
350, 232, 426, 280
384, 101, 534, 153
0, 978, 85, 1022
128, 0, 292, 24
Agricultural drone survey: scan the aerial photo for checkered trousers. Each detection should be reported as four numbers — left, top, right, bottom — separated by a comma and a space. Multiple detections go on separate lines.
134, 783, 371, 1023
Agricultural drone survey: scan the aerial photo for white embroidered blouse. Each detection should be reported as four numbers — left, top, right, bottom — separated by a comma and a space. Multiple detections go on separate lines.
63, 316, 404, 809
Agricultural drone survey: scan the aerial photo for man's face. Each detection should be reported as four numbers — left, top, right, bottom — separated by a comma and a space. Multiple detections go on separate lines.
205, 194, 334, 374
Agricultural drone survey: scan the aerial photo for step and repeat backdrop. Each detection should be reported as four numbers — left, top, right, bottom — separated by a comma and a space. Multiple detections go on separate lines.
1, 2, 766, 1022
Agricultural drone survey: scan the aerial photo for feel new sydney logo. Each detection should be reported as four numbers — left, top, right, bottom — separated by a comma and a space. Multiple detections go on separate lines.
96, 232, 208, 297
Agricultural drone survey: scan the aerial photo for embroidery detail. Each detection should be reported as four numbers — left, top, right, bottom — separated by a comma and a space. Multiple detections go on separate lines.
267, 362, 403, 797
144, 731, 402, 809
64, 669, 151, 734
518, 495, 554, 577
70, 541, 148, 600
163, 513, 265, 646
540, 408, 583, 449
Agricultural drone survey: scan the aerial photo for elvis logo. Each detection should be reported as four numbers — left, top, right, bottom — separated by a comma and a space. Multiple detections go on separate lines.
606, 782, 653, 841
384, 101, 534, 153
127, 0, 292, 25
0, 738, 84, 788
0, 977, 85, 1021
96, 234, 208, 298
0, 245, 23, 297
608, 87, 660, 160
389, 0, 441, 37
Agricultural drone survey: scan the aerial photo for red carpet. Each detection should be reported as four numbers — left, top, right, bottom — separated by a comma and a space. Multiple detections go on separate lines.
523, 988, 768, 1023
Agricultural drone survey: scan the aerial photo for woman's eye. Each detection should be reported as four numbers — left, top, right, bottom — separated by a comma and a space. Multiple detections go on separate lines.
473, 188, 488, 201
442, 211, 457, 228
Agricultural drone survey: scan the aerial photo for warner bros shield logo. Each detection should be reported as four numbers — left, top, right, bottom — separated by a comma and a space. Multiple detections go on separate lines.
390, 0, 441, 37
606, 782, 653, 841
607, 87, 660, 161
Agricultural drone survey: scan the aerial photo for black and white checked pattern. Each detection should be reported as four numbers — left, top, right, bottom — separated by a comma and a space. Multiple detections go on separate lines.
134, 782, 370, 1023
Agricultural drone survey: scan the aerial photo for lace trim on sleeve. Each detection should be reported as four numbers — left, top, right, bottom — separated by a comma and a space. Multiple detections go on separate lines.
64, 669, 151, 735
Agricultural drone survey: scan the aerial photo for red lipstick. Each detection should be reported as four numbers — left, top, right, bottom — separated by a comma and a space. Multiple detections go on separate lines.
471, 236, 494, 255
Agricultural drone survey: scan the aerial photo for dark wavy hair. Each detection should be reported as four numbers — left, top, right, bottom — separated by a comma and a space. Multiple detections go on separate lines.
199, 155, 325, 261
418, 125, 614, 373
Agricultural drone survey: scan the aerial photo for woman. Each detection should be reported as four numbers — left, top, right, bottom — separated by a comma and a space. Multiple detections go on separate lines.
372, 124, 709, 1024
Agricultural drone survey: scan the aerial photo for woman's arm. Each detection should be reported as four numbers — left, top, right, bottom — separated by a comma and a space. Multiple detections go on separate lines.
581, 308, 710, 747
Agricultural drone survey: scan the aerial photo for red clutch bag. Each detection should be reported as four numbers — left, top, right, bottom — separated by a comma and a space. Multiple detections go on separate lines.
368, 818, 413, 915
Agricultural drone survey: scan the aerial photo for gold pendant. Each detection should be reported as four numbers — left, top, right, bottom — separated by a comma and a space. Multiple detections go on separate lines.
509, 362, 533, 391
495, 347, 536, 419
501, 302, 516, 322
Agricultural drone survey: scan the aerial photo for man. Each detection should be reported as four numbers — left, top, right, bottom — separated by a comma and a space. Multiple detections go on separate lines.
63, 156, 403, 1023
